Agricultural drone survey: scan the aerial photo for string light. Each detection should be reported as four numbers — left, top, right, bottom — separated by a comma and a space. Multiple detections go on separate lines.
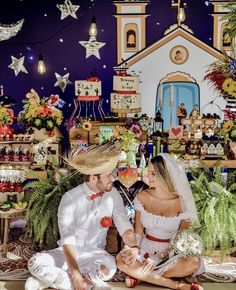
89, 16, 97, 37
37, 53, 46, 74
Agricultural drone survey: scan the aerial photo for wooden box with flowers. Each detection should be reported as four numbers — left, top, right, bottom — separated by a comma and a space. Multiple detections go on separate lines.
67, 118, 126, 146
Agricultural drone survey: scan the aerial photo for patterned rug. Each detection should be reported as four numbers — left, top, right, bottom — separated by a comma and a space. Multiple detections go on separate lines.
0, 233, 33, 281
0, 231, 236, 283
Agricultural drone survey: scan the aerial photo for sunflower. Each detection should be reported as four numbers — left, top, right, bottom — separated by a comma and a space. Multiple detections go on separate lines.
82, 121, 92, 131
223, 120, 234, 132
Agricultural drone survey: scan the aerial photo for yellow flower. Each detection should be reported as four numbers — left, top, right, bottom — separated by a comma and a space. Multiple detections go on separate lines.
222, 78, 234, 93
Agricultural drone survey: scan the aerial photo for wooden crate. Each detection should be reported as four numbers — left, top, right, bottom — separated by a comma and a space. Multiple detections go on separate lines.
69, 121, 126, 144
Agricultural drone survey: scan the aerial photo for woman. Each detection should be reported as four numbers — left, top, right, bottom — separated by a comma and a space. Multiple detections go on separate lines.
117, 154, 205, 290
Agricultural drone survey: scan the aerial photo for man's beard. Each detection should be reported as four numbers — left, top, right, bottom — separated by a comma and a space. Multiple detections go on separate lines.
97, 181, 113, 192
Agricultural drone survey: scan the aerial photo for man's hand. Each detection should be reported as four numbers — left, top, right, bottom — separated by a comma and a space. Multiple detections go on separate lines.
120, 245, 139, 267
71, 271, 93, 290
139, 258, 156, 275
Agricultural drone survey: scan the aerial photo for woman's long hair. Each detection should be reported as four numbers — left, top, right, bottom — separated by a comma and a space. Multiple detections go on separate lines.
151, 155, 175, 193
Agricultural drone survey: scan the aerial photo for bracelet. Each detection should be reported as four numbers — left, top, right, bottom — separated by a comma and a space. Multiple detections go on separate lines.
131, 245, 139, 248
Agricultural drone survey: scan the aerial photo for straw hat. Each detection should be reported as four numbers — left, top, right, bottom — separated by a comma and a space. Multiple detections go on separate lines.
66, 143, 121, 175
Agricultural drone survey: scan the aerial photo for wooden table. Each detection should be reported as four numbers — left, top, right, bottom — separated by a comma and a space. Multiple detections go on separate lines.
0, 208, 26, 257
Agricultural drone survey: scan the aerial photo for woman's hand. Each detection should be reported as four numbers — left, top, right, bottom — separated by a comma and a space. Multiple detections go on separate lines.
139, 258, 156, 274
120, 245, 140, 267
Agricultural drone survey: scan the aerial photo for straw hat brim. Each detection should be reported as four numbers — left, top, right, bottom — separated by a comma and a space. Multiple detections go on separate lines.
66, 143, 121, 175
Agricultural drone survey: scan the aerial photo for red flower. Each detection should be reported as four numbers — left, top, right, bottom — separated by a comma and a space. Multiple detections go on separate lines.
37, 106, 53, 117
100, 216, 112, 228
86, 76, 100, 82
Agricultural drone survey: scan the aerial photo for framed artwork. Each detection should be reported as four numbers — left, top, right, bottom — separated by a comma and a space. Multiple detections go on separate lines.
170, 45, 189, 65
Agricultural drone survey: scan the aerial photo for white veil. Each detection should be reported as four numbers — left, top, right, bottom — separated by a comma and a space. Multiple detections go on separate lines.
157, 153, 199, 224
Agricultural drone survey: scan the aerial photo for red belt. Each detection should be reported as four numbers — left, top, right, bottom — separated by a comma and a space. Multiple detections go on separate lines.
146, 234, 170, 243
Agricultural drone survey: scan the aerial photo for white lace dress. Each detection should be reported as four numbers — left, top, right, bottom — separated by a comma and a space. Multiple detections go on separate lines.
134, 197, 205, 276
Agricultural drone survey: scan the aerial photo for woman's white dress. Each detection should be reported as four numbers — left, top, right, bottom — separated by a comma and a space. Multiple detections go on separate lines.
134, 197, 205, 276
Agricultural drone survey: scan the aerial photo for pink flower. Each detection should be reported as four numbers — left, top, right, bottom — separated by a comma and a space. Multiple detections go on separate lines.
131, 124, 142, 138
49, 94, 59, 106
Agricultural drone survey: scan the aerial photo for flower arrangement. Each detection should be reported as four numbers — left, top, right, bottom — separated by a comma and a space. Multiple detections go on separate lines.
18, 89, 64, 131
170, 229, 203, 257
126, 114, 154, 137
64, 117, 92, 131
115, 127, 139, 153
219, 119, 236, 142
204, 57, 236, 99
0, 106, 14, 126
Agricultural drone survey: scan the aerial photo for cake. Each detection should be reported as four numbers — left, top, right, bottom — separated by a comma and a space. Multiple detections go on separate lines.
75, 77, 101, 101
110, 72, 141, 114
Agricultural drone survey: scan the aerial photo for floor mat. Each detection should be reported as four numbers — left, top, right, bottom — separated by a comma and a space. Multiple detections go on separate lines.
1, 233, 236, 283
0, 234, 33, 281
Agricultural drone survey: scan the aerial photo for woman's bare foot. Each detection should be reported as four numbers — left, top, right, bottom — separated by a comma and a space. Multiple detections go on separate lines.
125, 276, 140, 288
182, 277, 201, 285
177, 281, 203, 290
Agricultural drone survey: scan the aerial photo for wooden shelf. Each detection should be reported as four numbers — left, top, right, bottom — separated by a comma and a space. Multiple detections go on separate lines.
25, 169, 47, 179
198, 160, 236, 168
0, 161, 31, 165
0, 140, 32, 144
185, 159, 236, 168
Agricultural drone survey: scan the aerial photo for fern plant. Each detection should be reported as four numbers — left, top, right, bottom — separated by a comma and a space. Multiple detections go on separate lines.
189, 166, 236, 260
25, 167, 83, 250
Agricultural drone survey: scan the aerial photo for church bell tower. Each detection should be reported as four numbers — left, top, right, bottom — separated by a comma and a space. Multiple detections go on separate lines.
113, 0, 150, 64
210, 0, 235, 57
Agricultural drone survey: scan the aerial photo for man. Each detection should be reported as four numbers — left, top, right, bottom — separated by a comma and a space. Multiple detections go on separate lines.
176, 102, 187, 125
25, 143, 138, 290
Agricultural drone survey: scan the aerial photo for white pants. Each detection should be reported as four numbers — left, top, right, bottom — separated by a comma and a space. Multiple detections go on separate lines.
28, 246, 117, 290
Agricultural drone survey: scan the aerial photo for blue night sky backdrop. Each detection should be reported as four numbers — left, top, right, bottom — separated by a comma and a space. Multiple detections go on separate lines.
0, 0, 213, 121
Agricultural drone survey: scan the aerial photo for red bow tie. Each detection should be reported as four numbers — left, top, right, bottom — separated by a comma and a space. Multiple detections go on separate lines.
90, 192, 104, 200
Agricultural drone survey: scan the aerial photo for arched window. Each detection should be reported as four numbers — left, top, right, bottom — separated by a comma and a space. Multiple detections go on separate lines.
156, 82, 200, 130
124, 23, 138, 51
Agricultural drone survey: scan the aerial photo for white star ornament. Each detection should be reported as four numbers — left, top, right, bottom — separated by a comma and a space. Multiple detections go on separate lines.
54, 72, 72, 92
57, 0, 79, 20
8, 56, 28, 76
79, 36, 106, 59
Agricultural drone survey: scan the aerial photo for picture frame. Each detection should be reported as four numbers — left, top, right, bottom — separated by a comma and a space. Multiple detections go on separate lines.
169, 125, 184, 139
170, 45, 189, 65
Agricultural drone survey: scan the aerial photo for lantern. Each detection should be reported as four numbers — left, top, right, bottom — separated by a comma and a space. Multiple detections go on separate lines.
154, 110, 164, 133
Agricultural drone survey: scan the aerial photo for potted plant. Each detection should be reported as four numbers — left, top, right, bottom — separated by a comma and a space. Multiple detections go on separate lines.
190, 165, 236, 260
25, 167, 83, 249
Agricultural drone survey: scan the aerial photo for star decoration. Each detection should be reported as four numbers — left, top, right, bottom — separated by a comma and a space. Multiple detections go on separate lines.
8, 55, 28, 76
57, 0, 79, 20
79, 36, 106, 59
54, 72, 72, 92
